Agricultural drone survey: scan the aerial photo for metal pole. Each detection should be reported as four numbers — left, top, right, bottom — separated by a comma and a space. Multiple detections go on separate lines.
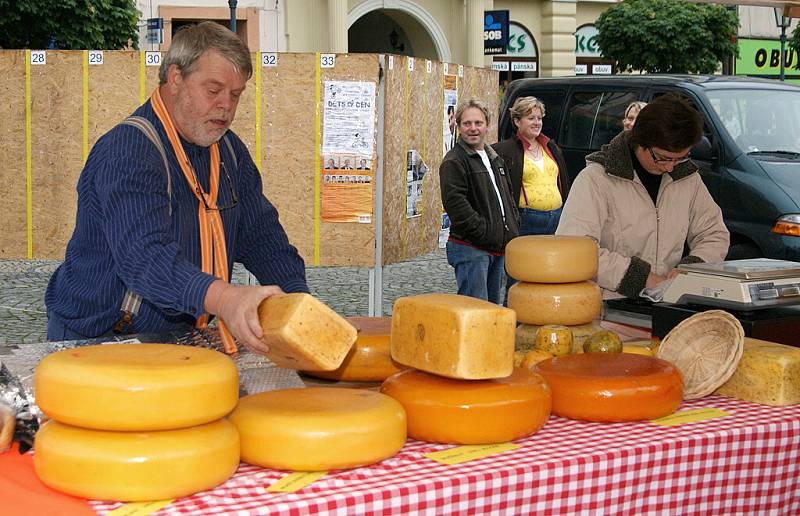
780, 23, 787, 82
228, 0, 238, 33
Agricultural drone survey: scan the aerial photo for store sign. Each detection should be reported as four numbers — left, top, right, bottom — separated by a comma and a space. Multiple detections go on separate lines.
736, 38, 798, 76
592, 64, 612, 75
484, 10, 510, 55
512, 62, 537, 72
491, 62, 510, 71
146, 18, 163, 44
575, 64, 588, 75
575, 25, 601, 58
495, 22, 536, 57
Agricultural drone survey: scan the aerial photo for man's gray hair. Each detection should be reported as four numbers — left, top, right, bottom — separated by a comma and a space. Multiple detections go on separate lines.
455, 98, 491, 125
158, 21, 253, 84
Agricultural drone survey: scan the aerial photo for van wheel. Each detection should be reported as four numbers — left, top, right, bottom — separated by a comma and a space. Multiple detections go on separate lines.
726, 243, 761, 260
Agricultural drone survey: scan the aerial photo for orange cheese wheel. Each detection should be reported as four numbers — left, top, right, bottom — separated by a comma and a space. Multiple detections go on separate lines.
303, 317, 406, 381
532, 353, 683, 422
229, 388, 406, 471
380, 368, 551, 444
34, 419, 240, 502
34, 344, 238, 431
508, 281, 602, 326
505, 235, 598, 283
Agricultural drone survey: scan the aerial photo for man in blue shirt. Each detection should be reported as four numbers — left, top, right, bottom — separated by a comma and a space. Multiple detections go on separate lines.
46, 22, 308, 354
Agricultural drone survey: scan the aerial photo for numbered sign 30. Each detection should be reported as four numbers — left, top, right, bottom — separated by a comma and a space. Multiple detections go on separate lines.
145, 51, 161, 67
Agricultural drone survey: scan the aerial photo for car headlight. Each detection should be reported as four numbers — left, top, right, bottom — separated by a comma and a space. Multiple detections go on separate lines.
772, 214, 800, 236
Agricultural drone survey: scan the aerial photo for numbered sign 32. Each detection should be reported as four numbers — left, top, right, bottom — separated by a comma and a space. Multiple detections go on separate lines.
261, 53, 277, 67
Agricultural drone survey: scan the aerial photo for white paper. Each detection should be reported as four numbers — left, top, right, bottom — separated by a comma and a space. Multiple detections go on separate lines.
322, 81, 376, 156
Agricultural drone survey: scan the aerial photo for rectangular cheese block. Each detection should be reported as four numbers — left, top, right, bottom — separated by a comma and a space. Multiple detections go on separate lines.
258, 293, 357, 371
715, 337, 800, 406
390, 293, 515, 379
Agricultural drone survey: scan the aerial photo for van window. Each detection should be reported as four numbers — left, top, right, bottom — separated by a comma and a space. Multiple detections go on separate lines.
562, 91, 638, 150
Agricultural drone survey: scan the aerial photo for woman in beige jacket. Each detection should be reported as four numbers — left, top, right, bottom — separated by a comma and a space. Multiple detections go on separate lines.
556, 94, 729, 299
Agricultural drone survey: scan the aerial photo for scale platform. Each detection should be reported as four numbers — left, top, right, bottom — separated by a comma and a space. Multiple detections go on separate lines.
661, 258, 800, 311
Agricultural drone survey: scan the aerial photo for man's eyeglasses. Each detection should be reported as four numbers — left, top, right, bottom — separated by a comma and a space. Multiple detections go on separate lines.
187, 160, 239, 212
649, 148, 691, 164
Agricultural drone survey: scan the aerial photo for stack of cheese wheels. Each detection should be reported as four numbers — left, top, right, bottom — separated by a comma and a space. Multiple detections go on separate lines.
506, 235, 602, 331
229, 387, 407, 471
381, 293, 552, 444
33, 344, 241, 502
302, 316, 406, 382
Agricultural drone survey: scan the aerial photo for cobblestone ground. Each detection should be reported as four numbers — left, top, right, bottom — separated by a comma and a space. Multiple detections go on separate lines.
0, 250, 456, 350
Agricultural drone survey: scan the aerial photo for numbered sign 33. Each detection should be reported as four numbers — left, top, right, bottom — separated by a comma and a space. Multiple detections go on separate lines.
320, 54, 335, 68
145, 51, 161, 67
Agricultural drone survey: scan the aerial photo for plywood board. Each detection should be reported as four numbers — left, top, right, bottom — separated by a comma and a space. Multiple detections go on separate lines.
380, 54, 407, 266
0, 51, 28, 258
88, 51, 140, 148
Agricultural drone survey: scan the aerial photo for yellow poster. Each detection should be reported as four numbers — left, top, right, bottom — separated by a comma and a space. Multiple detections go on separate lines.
321, 154, 374, 223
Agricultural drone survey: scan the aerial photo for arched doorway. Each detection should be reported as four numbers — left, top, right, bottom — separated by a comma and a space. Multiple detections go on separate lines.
347, 1, 449, 61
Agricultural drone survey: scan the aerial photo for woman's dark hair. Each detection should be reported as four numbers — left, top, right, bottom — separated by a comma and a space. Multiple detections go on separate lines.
630, 94, 703, 151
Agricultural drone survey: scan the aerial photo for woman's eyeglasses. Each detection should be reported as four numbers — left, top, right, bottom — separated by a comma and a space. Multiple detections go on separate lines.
187, 160, 239, 212
649, 148, 691, 164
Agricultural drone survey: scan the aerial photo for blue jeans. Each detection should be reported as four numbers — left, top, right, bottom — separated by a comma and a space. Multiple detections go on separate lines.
504, 206, 563, 306
446, 241, 505, 305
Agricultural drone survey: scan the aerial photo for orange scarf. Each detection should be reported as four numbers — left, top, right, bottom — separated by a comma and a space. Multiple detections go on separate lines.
151, 88, 237, 354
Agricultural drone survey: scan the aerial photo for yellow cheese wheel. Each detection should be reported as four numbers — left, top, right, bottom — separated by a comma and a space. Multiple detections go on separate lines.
229, 388, 406, 471
505, 235, 598, 283
34, 419, 240, 502
303, 317, 406, 381
34, 344, 238, 431
258, 293, 357, 371
391, 293, 516, 379
380, 368, 551, 444
508, 281, 602, 326
516, 322, 605, 354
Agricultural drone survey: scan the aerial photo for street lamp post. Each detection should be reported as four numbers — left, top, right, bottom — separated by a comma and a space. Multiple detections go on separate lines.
228, 0, 238, 33
774, 7, 791, 82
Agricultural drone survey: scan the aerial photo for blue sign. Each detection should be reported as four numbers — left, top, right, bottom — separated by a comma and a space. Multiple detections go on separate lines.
146, 18, 164, 44
484, 10, 509, 55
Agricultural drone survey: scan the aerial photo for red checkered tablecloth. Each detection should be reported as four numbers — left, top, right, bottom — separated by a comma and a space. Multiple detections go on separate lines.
88, 395, 800, 515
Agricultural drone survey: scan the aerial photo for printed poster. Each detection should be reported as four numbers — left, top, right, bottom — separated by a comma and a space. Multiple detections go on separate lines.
322, 81, 376, 156
442, 75, 458, 157
406, 150, 428, 219
321, 154, 373, 223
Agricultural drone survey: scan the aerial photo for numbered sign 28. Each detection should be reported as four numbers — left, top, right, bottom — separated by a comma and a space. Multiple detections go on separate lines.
30, 50, 46, 65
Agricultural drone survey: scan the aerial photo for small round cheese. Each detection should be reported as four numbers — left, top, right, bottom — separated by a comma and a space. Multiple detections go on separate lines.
34, 419, 240, 502
532, 353, 683, 421
505, 235, 598, 283
303, 317, 406, 381
34, 344, 238, 431
380, 368, 551, 444
508, 281, 602, 326
229, 388, 406, 471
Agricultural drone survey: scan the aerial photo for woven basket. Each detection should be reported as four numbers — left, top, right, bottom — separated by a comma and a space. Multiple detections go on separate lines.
656, 310, 744, 399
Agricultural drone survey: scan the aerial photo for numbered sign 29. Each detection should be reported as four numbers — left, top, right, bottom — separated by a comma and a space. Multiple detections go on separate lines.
145, 51, 161, 67
320, 54, 335, 68
261, 53, 277, 67
88, 50, 104, 65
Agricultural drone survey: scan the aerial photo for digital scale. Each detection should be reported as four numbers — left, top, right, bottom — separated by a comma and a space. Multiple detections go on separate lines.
662, 258, 800, 310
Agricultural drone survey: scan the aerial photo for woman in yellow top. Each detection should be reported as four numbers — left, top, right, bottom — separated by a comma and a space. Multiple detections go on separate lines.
493, 96, 570, 302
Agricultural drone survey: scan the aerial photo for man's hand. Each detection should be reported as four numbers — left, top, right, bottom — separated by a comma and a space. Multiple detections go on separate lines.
204, 280, 284, 354
645, 272, 666, 289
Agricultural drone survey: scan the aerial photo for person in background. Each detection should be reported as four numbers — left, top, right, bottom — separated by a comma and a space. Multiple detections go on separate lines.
45, 22, 308, 353
623, 101, 648, 131
556, 94, 729, 299
493, 96, 570, 303
440, 99, 519, 304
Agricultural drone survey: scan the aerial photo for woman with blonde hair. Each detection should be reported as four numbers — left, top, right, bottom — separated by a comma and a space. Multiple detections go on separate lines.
623, 101, 648, 131
493, 96, 570, 302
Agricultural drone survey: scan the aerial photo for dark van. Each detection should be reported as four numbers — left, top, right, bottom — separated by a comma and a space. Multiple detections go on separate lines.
498, 75, 800, 260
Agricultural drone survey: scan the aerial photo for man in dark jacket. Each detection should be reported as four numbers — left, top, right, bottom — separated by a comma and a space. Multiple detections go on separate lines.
439, 99, 520, 304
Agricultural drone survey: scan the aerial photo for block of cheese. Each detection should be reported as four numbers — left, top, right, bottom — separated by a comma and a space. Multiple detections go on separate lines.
508, 281, 602, 326
390, 294, 515, 379
34, 344, 238, 431
516, 322, 605, 354
258, 293, 357, 371
303, 317, 406, 381
34, 419, 240, 502
505, 235, 598, 283
532, 353, 683, 421
380, 368, 551, 444
229, 388, 406, 471
715, 338, 800, 406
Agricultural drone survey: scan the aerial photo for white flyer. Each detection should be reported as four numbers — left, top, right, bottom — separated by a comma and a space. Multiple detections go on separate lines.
322, 81, 376, 156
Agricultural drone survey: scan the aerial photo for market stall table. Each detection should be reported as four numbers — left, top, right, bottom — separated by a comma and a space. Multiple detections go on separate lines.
2, 395, 794, 515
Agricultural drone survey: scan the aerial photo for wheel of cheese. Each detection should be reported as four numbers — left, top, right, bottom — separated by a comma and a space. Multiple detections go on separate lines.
33, 419, 240, 502
303, 317, 406, 381
505, 235, 598, 283
508, 281, 602, 326
532, 353, 683, 422
34, 344, 238, 431
229, 388, 406, 471
380, 368, 551, 444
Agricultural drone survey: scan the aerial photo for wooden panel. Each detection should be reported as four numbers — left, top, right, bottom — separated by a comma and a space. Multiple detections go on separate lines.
0, 51, 28, 258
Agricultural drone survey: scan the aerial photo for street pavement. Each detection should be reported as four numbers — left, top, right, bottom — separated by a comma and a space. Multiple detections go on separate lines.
0, 250, 457, 351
